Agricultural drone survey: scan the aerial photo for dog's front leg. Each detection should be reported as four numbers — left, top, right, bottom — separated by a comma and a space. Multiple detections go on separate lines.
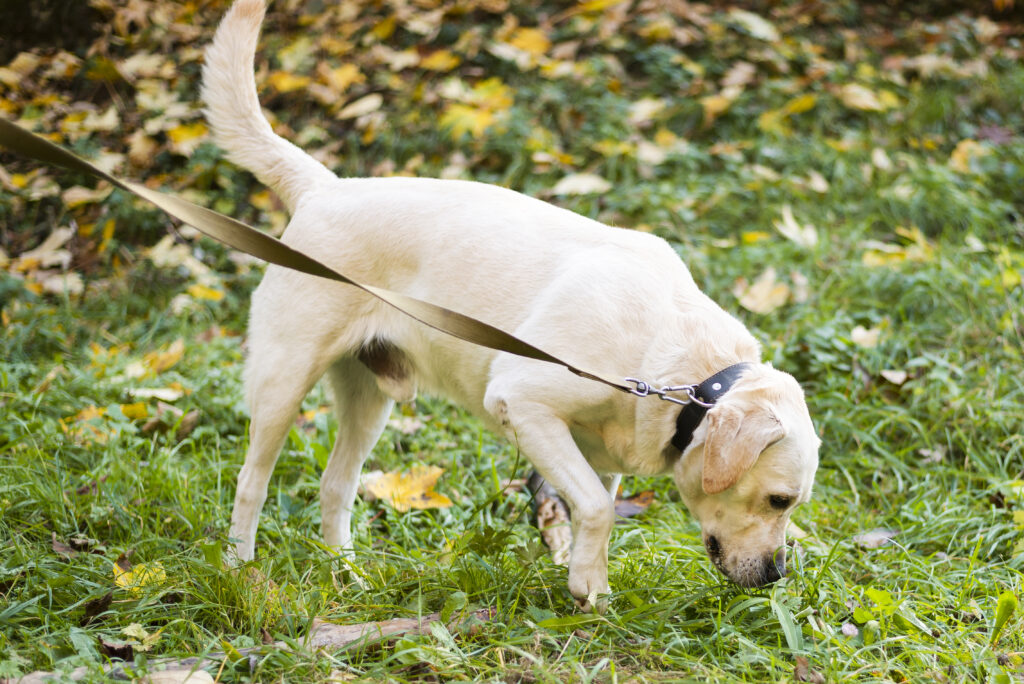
486, 394, 614, 612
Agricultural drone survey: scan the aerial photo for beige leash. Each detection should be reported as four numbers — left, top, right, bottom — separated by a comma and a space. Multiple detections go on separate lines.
0, 118, 638, 393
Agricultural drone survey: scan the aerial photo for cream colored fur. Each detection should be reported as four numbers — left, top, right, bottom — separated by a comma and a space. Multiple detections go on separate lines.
203, 0, 821, 611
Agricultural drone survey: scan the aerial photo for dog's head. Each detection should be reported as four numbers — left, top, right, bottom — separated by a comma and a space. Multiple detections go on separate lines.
672, 365, 819, 587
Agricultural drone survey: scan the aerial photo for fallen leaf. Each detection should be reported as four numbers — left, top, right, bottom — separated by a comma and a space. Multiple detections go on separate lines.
550, 172, 611, 195
880, 369, 908, 385
267, 70, 312, 93
729, 9, 779, 42
794, 656, 825, 683
114, 561, 167, 596
615, 490, 655, 518
52, 532, 78, 558
733, 268, 790, 314
949, 139, 989, 173
337, 93, 383, 120
122, 623, 162, 653
186, 283, 224, 301
363, 465, 452, 512
99, 636, 134, 662
132, 386, 186, 402
530, 473, 572, 566
507, 27, 551, 58
853, 528, 899, 549
420, 49, 461, 72
773, 205, 818, 248
838, 83, 890, 112
851, 325, 881, 348
175, 410, 200, 441
440, 103, 495, 139
120, 402, 149, 420
81, 592, 113, 626
145, 339, 185, 374
166, 121, 208, 156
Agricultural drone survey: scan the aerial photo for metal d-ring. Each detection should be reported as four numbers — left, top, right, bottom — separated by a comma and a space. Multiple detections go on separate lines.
624, 379, 714, 408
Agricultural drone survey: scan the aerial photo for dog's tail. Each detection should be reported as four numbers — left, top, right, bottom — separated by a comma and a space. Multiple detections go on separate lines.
202, 0, 335, 211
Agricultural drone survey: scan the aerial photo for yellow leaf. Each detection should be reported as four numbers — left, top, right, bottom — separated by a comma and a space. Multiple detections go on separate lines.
783, 93, 817, 115
167, 121, 208, 155
440, 103, 494, 139
371, 15, 397, 41
187, 284, 225, 301
470, 77, 514, 110
579, 0, 627, 12
420, 50, 461, 72
145, 338, 185, 374
758, 109, 791, 136
120, 402, 148, 420
266, 71, 311, 93
508, 28, 551, 57
320, 63, 364, 93
74, 405, 107, 422
114, 561, 167, 595
949, 139, 988, 173
701, 94, 732, 121
364, 465, 452, 512
741, 231, 772, 244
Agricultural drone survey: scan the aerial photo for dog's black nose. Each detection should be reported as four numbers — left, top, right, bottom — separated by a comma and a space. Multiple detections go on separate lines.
762, 550, 787, 583
706, 534, 721, 558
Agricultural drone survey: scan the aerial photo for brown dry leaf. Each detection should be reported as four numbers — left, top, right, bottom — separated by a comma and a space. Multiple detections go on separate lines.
363, 465, 452, 512
529, 473, 572, 565
733, 268, 791, 314
144, 339, 185, 374
615, 490, 655, 518
52, 532, 78, 558
794, 656, 825, 683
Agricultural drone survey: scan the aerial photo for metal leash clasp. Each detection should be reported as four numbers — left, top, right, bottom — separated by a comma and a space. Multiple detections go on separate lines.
624, 378, 715, 408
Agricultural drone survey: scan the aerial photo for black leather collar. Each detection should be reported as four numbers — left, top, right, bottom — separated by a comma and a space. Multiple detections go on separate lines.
670, 363, 753, 453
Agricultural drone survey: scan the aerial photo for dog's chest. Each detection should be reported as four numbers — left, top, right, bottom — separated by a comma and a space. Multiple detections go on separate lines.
569, 422, 635, 475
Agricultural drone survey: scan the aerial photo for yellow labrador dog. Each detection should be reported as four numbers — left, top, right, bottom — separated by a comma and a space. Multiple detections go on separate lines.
203, 0, 820, 611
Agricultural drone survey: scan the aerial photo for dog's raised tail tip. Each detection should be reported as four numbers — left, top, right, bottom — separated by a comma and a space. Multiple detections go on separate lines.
226, 0, 267, 20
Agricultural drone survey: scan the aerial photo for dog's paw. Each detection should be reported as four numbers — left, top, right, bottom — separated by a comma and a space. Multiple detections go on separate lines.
568, 563, 610, 614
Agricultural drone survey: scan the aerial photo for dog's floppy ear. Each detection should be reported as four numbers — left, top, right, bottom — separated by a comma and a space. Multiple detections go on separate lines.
702, 402, 785, 494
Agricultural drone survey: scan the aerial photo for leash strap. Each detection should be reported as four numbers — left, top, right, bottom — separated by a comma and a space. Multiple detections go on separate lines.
670, 363, 753, 452
0, 118, 632, 392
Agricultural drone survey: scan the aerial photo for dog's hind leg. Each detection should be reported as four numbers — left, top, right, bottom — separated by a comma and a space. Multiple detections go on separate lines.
320, 357, 394, 555
230, 341, 330, 562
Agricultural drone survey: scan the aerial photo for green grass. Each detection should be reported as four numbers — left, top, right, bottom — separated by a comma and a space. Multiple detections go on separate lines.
2, 1, 1023, 681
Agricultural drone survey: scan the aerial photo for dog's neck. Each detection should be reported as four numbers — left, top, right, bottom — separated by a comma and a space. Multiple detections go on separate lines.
632, 309, 761, 471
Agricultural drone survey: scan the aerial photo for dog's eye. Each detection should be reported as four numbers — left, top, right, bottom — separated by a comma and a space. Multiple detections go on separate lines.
769, 495, 793, 510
